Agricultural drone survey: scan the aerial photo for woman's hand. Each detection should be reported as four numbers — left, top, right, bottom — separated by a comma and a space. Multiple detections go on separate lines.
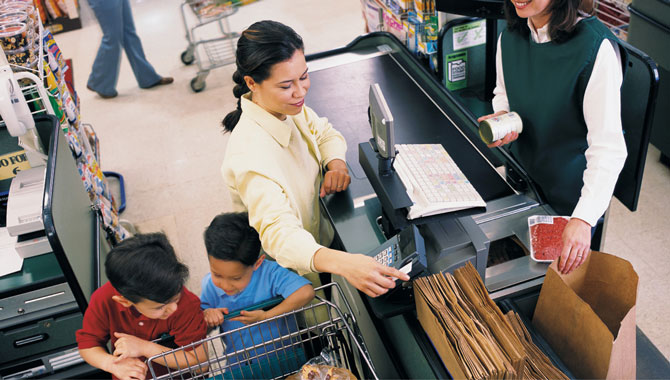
477, 111, 519, 148
313, 248, 410, 298
558, 218, 592, 274
320, 159, 351, 197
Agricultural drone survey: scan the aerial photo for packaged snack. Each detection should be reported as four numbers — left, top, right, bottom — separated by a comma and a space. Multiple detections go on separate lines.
32, 0, 48, 25
4, 40, 35, 65
77, 161, 94, 199
286, 365, 357, 380
528, 215, 570, 262
64, 130, 82, 157
43, 0, 63, 19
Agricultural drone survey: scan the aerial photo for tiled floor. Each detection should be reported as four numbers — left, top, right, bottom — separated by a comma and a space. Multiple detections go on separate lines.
54, 0, 670, 364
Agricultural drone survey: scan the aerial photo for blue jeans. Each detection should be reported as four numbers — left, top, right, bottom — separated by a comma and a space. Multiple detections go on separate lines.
87, 0, 161, 96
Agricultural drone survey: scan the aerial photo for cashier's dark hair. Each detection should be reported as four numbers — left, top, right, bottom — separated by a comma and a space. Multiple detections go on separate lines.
504, 0, 595, 43
222, 20, 304, 132
105, 233, 188, 304
204, 212, 261, 266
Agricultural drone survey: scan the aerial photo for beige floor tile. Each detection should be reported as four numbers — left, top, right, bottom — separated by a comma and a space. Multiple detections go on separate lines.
133, 215, 181, 249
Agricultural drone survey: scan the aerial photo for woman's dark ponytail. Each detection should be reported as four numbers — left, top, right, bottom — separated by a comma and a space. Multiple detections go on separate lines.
222, 70, 250, 132
221, 20, 304, 132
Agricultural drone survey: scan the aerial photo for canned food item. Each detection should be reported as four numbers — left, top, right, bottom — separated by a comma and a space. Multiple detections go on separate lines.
479, 111, 523, 144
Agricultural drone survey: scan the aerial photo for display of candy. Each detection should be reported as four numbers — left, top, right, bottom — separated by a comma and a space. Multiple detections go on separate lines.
0, 22, 28, 50
0, 3, 38, 34
61, 86, 78, 125
96, 196, 130, 242
43, 61, 68, 127
77, 161, 95, 200
0, 11, 29, 26
43, 31, 66, 80
65, 130, 82, 157
4, 40, 35, 65
4, 18, 128, 245
83, 124, 99, 159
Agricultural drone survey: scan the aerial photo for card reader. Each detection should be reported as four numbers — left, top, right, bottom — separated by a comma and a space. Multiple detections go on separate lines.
365, 225, 428, 281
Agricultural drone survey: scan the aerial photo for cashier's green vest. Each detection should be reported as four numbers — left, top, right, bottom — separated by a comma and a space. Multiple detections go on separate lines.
501, 17, 625, 215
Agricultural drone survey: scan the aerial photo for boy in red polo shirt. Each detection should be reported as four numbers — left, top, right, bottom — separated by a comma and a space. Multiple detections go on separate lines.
76, 233, 207, 380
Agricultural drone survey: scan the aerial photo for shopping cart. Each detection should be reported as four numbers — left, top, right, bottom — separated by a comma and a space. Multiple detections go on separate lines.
179, 1, 250, 92
146, 283, 379, 380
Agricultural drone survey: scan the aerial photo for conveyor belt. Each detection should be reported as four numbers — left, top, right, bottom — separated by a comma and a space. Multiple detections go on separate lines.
306, 49, 514, 202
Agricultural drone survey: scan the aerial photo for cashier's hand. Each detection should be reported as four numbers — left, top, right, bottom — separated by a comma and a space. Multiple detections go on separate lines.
342, 254, 410, 298
112, 332, 151, 361
108, 357, 147, 380
320, 159, 351, 197
558, 218, 592, 274
203, 307, 229, 327
230, 309, 267, 325
477, 111, 519, 148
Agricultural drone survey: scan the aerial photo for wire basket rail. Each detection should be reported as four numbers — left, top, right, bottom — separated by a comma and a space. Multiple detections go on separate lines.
180, 0, 245, 92
146, 283, 378, 380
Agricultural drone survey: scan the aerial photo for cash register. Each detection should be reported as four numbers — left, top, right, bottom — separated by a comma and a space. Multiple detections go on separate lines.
358, 81, 554, 309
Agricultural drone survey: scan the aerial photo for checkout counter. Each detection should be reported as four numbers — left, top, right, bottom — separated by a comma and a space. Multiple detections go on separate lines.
305, 33, 670, 379
0, 115, 109, 379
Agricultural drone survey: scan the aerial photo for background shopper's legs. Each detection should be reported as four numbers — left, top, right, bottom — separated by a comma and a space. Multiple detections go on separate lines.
120, 0, 162, 88
87, 0, 123, 97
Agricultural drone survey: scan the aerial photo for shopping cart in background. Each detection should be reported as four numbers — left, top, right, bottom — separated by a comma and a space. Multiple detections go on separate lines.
146, 283, 379, 380
180, 0, 257, 92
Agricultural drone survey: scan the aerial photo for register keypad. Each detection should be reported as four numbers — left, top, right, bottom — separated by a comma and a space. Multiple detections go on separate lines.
374, 243, 399, 266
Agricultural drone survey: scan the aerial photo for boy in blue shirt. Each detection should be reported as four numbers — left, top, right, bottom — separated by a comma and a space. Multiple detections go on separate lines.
200, 212, 315, 376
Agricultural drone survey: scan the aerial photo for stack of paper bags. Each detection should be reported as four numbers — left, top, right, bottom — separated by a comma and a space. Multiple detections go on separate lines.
414, 262, 568, 380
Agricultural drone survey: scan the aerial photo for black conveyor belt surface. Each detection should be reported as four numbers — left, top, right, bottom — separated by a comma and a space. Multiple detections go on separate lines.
306, 52, 513, 202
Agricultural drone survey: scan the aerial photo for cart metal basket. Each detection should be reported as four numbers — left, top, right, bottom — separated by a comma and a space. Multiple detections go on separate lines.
146, 283, 379, 380
179, 0, 247, 92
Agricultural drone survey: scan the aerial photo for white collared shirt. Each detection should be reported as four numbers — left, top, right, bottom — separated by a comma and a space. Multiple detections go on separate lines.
492, 19, 627, 226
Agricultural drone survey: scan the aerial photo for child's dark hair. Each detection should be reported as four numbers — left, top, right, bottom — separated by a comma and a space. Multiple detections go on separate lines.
105, 233, 188, 304
504, 0, 595, 43
204, 212, 261, 266
222, 20, 304, 132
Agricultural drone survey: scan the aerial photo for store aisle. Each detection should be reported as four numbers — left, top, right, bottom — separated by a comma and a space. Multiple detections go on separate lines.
53, 0, 670, 362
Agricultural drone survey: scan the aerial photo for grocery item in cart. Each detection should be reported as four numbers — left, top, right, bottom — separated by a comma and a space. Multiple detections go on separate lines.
528, 215, 570, 262
286, 364, 357, 380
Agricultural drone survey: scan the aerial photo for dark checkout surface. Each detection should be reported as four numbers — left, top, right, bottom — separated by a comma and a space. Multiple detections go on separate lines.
306, 33, 670, 379
0, 116, 110, 379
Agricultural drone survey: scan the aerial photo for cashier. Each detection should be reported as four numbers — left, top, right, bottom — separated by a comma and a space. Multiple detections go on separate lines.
220, 20, 409, 298
478, 0, 627, 274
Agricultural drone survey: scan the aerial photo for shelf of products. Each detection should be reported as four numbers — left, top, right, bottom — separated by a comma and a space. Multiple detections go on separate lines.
0, 1, 128, 245
34, 0, 81, 34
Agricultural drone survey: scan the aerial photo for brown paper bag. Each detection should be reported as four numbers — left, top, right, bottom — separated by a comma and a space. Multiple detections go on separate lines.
532, 251, 638, 379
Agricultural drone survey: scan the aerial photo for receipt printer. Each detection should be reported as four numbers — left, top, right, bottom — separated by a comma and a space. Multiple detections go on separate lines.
6, 166, 46, 236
